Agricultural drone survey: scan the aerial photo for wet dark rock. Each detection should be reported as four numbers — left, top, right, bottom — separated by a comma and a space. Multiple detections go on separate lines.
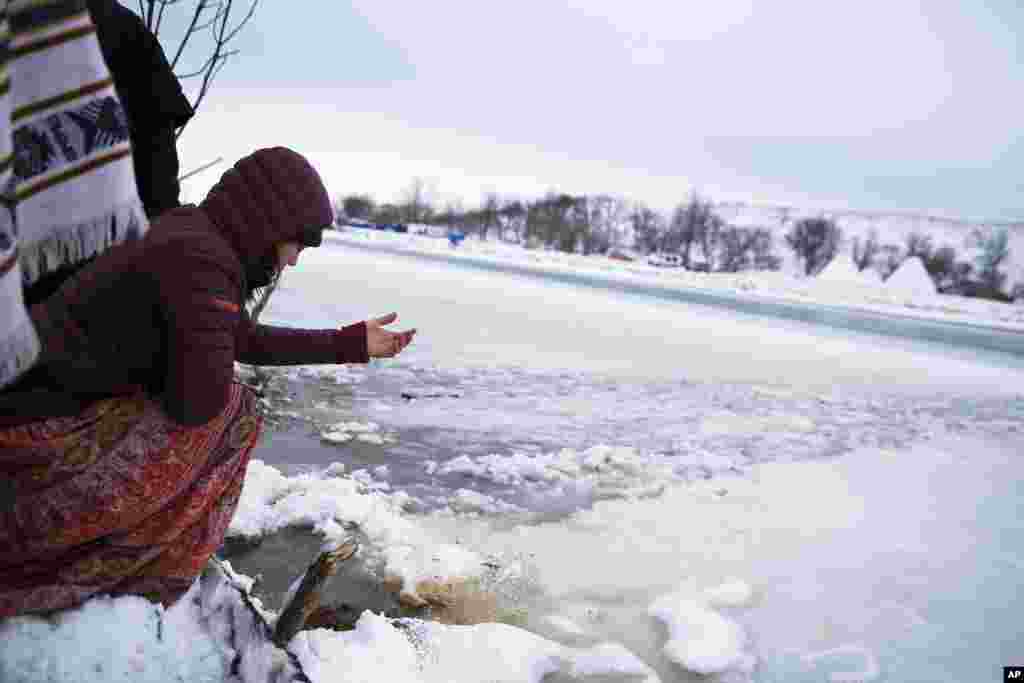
273, 540, 359, 647
220, 534, 265, 556
218, 526, 401, 618
302, 602, 361, 631
401, 391, 462, 401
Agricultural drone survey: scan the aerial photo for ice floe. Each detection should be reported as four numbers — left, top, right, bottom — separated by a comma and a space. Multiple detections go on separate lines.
648, 581, 756, 676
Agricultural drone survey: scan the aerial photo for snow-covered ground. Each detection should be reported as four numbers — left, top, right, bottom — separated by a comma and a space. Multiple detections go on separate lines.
3, 239, 1021, 683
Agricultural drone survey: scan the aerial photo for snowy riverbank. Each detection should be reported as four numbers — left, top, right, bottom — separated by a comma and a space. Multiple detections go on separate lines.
327, 228, 1024, 332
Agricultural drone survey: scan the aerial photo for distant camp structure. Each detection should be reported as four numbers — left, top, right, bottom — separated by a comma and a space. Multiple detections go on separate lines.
340, 218, 409, 233
338, 218, 467, 247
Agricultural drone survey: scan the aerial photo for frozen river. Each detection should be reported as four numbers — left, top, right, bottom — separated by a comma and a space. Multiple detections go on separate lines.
239, 239, 1023, 682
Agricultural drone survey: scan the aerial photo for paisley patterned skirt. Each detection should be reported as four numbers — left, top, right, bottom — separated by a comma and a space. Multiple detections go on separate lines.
0, 382, 262, 618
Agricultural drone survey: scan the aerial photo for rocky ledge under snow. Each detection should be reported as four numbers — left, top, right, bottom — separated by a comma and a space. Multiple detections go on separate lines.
0, 557, 676, 683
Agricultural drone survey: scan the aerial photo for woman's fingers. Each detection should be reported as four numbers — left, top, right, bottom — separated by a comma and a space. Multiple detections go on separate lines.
394, 330, 415, 351
365, 317, 416, 358
373, 312, 399, 326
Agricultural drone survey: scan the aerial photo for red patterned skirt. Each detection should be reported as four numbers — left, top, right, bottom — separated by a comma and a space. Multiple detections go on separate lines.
0, 382, 262, 618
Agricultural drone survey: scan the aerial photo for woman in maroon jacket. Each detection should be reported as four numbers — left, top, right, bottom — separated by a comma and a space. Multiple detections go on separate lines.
0, 147, 415, 617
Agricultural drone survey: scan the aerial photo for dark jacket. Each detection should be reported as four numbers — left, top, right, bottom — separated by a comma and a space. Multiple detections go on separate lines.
0, 147, 365, 428
87, 0, 193, 218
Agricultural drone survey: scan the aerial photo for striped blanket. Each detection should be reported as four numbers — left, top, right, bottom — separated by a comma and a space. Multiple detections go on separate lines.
0, 0, 147, 388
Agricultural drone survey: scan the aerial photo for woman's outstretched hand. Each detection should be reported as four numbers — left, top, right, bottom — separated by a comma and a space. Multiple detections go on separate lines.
365, 312, 417, 359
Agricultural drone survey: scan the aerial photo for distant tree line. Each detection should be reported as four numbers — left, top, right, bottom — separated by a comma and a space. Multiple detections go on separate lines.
334, 179, 1019, 303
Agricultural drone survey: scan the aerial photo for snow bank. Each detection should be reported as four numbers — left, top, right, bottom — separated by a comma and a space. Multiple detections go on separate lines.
0, 558, 658, 683
0, 560, 302, 683
291, 611, 658, 683
230, 459, 483, 590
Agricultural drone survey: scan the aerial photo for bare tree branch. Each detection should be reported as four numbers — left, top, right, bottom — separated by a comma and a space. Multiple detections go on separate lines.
223, 0, 259, 43
178, 156, 224, 182
188, 49, 236, 115
155, 0, 167, 34
170, 0, 209, 69
154, 0, 187, 36
139, 0, 260, 138
176, 52, 218, 79
248, 276, 278, 323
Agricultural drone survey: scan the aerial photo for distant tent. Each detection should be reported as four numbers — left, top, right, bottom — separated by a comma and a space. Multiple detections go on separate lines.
885, 256, 938, 295
815, 254, 864, 284
817, 254, 879, 285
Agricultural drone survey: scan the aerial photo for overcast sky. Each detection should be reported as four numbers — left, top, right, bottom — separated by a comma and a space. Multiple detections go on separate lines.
163, 1, 1022, 220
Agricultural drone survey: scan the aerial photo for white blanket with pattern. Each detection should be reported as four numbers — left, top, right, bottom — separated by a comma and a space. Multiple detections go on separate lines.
0, 0, 146, 387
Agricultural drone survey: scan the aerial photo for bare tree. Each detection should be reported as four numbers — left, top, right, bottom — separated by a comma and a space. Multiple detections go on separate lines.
437, 198, 466, 231
554, 195, 588, 254
664, 200, 692, 259
497, 200, 526, 242
698, 212, 723, 270
583, 194, 628, 255
970, 226, 1011, 294
851, 229, 880, 272
924, 245, 958, 291
477, 193, 501, 240
904, 231, 934, 262
948, 261, 975, 295
665, 193, 721, 268
138, 0, 260, 137
785, 216, 842, 276
524, 200, 543, 246
751, 229, 782, 271
629, 202, 665, 254
397, 177, 437, 225
375, 203, 402, 225
336, 194, 376, 222
877, 244, 904, 280
526, 192, 574, 251
716, 226, 777, 273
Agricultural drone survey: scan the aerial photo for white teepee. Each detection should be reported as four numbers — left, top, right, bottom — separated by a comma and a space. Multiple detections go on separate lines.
885, 256, 937, 295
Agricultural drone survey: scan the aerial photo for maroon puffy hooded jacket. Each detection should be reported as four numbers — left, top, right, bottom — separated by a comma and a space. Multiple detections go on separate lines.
0, 147, 367, 426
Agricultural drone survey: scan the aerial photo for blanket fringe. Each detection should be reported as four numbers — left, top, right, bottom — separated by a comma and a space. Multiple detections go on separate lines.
0, 308, 39, 388
18, 199, 148, 287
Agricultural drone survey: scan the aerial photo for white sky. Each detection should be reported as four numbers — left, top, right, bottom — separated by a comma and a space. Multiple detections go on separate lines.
170, 1, 1023, 219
